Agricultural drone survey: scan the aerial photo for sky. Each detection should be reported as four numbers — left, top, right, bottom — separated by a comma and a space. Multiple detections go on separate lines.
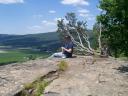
0, 0, 101, 35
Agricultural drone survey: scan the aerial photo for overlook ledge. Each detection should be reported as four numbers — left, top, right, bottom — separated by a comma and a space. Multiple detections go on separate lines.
0, 56, 128, 96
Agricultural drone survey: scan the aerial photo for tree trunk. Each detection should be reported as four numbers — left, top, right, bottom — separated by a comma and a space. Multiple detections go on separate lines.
98, 23, 102, 49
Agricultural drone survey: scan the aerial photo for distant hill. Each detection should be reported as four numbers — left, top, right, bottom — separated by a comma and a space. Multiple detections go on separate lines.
0, 30, 94, 51
0, 32, 60, 51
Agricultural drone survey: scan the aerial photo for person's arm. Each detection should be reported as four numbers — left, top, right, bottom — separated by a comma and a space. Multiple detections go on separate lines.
61, 47, 72, 53
61, 47, 64, 53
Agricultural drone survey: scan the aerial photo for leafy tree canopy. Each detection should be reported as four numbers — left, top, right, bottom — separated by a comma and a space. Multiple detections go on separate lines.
97, 0, 128, 57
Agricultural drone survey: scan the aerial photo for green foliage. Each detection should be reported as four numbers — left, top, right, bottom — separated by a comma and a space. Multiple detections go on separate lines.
97, 0, 128, 57
28, 55, 36, 60
34, 80, 48, 96
0, 51, 27, 65
24, 83, 34, 90
58, 60, 68, 71
22, 80, 48, 96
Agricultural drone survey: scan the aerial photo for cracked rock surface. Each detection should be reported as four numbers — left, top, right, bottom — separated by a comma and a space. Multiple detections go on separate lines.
44, 57, 128, 96
0, 56, 128, 96
0, 59, 59, 96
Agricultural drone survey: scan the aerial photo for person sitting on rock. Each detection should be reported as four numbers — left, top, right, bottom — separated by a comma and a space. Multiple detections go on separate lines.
50, 35, 73, 58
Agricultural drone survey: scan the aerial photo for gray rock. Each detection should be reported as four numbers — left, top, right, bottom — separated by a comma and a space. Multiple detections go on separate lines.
44, 56, 128, 96
0, 59, 59, 96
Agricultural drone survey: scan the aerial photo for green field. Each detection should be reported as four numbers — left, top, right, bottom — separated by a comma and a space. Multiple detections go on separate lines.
0, 32, 59, 66
0, 49, 51, 66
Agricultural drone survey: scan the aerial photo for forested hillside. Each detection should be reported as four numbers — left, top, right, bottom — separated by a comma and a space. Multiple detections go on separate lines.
0, 32, 60, 51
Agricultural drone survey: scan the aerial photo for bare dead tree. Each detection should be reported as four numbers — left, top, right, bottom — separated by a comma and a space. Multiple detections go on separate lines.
99, 22, 102, 49
57, 13, 94, 55
93, 21, 110, 57
93, 22, 102, 50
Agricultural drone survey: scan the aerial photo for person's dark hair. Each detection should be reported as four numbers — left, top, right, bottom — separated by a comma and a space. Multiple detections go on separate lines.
64, 35, 71, 41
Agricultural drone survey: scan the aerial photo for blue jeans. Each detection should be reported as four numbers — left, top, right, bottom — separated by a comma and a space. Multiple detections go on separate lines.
50, 52, 66, 58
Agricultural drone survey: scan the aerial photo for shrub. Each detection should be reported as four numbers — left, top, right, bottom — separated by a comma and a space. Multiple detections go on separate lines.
22, 80, 48, 96
28, 55, 36, 60
34, 80, 48, 96
24, 83, 34, 90
58, 60, 68, 71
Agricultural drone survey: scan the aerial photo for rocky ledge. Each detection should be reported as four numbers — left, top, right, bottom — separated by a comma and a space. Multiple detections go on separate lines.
0, 56, 128, 96
0, 58, 59, 96
44, 57, 128, 96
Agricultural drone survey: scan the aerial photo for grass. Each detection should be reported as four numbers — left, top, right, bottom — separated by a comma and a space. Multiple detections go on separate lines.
0, 51, 26, 65
35, 80, 48, 96
0, 49, 51, 66
119, 57, 128, 61
58, 60, 68, 71
22, 80, 48, 96
19, 61, 68, 96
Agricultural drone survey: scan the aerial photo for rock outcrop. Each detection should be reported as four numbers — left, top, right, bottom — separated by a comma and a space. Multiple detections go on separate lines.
0, 59, 59, 96
44, 57, 128, 96
0, 56, 128, 96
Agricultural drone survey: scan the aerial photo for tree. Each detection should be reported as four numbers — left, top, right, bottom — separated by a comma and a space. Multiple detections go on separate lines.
93, 22, 103, 50
57, 13, 94, 55
97, 0, 128, 57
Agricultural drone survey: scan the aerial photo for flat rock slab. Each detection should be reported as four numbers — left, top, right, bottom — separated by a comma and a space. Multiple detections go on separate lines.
0, 56, 128, 96
44, 57, 128, 96
0, 59, 60, 96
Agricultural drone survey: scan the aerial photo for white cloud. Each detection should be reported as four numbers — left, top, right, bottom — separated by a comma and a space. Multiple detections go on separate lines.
78, 8, 95, 21
28, 20, 57, 33
79, 12, 95, 21
54, 17, 62, 21
78, 9, 89, 14
42, 20, 56, 26
97, 8, 103, 12
49, 10, 56, 14
0, 0, 24, 4
28, 25, 42, 31
87, 17, 95, 21
79, 13, 89, 17
61, 0, 89, 6
78, 9, 90, 18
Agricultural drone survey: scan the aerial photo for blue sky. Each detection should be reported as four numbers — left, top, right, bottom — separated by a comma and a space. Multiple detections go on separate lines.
0, 0, 101, 35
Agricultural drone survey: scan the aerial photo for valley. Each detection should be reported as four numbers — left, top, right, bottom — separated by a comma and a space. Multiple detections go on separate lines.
0, 32, 60, 65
